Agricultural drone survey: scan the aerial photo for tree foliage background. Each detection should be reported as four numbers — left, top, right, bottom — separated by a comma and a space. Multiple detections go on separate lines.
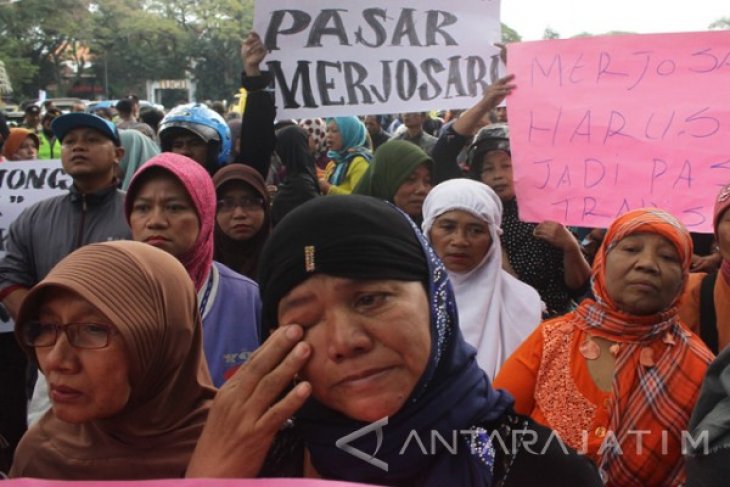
0, 0, 254, 104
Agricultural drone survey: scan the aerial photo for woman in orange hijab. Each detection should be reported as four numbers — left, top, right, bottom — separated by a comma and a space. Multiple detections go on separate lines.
2, 128, 39, 161
494, 208, 714, 486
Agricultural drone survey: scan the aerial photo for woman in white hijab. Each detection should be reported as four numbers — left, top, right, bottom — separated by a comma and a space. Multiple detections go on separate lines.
422, 178, 543, 378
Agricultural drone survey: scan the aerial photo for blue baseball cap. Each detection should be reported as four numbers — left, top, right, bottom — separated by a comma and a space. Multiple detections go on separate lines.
52, 112, 121, 146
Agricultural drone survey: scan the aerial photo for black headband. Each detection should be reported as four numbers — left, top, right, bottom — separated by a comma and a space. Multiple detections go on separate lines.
258, 195, 428, 336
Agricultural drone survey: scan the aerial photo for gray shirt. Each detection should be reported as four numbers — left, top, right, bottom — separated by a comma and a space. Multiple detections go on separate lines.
393, 130, 438, 155
0, 185, 131, 292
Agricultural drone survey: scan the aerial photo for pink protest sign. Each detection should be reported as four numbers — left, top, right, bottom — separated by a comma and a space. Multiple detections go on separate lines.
4, 479, 380, 487
507, 31, 730, 232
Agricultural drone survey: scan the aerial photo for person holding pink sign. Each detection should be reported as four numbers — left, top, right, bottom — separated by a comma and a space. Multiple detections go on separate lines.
467, 124, 592, 317
429, 75, 591, 317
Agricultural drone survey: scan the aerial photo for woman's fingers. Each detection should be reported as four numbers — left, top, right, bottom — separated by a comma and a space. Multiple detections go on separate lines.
252, 325, 305, 371
227, 324, 303, 393
245, 339, 312, 417
244, 31, 262, 46
242, 31, 266, 72
258, 381, 312, 434
497, 73, 516, 85
492, 74, 516, 92
218, 324, 311, 421
480, 74, 516, 109
187, 382, 310, 478
187, 324, 313, 478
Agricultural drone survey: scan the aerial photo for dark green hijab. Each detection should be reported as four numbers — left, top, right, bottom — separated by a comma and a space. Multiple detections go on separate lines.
353, 139, 432, 202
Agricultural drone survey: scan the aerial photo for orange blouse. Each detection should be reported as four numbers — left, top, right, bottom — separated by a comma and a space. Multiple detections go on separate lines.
493, 317, 711, 487
494, 319, 609, 457
678, 271, 730, 351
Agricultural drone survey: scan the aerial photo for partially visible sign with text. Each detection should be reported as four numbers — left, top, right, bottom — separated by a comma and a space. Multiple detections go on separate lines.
0, 159, 69, 332
254, 0, 503, 118
508, 30, 730, 232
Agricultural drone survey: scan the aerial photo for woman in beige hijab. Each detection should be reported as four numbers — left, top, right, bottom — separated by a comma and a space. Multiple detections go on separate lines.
10, 241, 215, 479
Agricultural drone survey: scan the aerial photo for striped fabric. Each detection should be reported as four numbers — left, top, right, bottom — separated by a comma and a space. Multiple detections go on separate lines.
575, 208, 714, 486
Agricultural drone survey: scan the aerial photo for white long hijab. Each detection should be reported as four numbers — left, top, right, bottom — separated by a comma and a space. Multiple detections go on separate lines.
422, 179, 543, 378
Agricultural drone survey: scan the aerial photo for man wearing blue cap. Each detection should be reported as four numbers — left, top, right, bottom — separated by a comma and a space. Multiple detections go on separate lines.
0, 113, 132, 455
1, 111, 131, 317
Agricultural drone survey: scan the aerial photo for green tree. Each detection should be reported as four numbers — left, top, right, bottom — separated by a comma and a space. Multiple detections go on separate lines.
710, 17, 730, 29
179, 0, 254, 101
0, 0, 259, 104
0, 0, 93, 100
87, 0, 190, 99
501, 23, 522, 43
543, 28, 560, 40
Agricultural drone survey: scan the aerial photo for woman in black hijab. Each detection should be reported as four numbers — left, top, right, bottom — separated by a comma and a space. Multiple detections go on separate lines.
188, 196, 601, 486
270, 126, 320, 226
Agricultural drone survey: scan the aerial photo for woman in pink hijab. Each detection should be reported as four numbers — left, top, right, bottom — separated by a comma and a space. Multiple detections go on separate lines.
125, 153, 260, 386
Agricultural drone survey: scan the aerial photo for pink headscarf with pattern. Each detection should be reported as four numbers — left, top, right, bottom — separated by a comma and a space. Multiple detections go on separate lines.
125, 152, 216, 291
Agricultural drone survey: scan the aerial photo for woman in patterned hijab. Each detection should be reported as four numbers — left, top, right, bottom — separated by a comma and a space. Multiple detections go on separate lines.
495, 208, 714, 486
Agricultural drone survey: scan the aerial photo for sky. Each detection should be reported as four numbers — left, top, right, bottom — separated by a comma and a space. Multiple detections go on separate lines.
501, 0, 727, 41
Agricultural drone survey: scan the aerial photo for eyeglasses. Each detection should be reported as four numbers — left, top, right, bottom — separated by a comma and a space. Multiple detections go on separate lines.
21, 321, 119, 349
217, 197, 265, 213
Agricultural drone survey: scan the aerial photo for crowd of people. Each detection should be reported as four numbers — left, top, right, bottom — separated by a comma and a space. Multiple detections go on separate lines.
0, 30, 729, 486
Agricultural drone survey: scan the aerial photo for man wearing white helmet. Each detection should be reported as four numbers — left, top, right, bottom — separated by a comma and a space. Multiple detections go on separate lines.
158, 103, 232, 176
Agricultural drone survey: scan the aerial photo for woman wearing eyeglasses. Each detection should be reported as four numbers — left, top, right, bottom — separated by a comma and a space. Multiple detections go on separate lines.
126, 153, 260, 387
212, 164, 271, 281
10, 241, 215, 479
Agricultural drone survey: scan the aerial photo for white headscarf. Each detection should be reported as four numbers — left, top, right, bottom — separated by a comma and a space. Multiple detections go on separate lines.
422, 179, 543, 378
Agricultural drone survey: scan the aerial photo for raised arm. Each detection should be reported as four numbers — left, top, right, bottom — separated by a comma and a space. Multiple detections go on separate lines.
237, 32, 276, 179
432, 74, 516, 184
452, 74, 515, 137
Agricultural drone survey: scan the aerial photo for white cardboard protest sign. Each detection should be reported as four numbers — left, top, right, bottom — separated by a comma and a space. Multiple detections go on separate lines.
254, 0, 502, 119
0, 159, 70, 332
